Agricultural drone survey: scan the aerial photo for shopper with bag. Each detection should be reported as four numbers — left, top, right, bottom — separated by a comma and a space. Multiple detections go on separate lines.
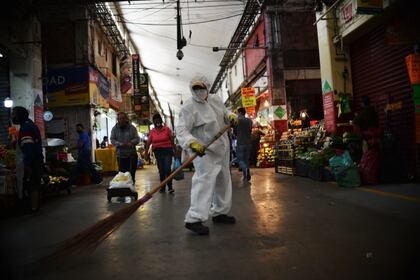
143, 113, 176, 193
175, 75, 238, 235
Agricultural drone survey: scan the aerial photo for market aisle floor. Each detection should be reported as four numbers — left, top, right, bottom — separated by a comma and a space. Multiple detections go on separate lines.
1, 166, 420, 280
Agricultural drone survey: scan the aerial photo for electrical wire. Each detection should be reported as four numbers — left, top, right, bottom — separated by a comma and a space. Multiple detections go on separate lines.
119, 4, 245, 9
119, 13, 243, 26
118, 0, 244, 5
129, 26, 216, 50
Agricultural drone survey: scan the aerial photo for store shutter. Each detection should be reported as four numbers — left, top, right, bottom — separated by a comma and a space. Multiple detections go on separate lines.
0, 57, 10, 145
350, 25, 415, 177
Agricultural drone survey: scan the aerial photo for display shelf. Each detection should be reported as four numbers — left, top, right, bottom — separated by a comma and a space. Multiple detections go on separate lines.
275, 142, 295, 175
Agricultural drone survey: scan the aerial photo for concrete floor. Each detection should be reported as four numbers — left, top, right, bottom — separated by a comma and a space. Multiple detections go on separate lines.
1, 166, 420, 280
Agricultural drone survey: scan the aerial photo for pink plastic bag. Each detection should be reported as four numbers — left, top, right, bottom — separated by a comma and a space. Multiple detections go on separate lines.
359, 149, 379, 185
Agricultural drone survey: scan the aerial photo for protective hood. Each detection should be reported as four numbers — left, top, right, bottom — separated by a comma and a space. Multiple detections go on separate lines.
190, 75, 210, 103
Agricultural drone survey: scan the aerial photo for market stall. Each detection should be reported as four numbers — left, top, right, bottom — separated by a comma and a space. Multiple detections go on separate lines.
256, 125, 276, 168
275, 120, 362, 187
95, 147, 118, 173
0, 144, 17, 213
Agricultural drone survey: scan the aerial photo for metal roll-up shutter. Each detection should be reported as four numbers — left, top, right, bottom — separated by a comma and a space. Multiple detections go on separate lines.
0, 57, 10, 145
350, 25, 415, 177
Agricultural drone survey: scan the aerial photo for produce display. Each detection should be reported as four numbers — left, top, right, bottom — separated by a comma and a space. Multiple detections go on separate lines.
0, 145, 16, 168
257, 142, 275, 168
41, 175, 71, 195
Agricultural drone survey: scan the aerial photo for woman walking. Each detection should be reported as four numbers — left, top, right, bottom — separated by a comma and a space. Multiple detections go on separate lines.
143, 113, 176, 193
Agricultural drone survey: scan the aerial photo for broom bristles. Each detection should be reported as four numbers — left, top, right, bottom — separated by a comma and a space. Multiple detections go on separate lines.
45, 193, 152, 260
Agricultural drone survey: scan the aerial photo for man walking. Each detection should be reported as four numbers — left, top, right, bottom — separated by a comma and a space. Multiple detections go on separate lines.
12, 106, 43, 212
234, 107, 253, 181
110, 112, 140, 183
70, 123, 102, 186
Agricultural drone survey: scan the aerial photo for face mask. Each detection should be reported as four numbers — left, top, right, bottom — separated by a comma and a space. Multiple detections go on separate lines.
194, 89, 208, 100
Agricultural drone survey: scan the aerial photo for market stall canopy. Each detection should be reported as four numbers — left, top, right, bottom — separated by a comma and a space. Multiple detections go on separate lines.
117, 0, 245, 115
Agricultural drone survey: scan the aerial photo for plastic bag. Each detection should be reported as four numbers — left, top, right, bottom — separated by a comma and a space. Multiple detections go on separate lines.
173, 158, 184, 181
329, 151, 353, 169
335, 166, 361, 188
329, 150, 361, 187
359, 149, 379, 185
109, 172, 135, 191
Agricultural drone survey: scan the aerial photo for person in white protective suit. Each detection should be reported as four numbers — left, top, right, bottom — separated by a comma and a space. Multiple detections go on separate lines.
175, 76, 239, 235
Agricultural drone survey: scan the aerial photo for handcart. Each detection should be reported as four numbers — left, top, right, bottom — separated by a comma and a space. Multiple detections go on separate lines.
106, 157, 138, 202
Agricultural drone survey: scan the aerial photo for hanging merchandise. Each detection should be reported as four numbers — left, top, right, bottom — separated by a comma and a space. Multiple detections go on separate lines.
336, 93, 352, 118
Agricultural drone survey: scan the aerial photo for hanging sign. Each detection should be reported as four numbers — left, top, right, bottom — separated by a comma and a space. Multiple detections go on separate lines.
245, 106, 256, 118
120, 54, 132, 94
273, 105, 287, 120
241, 87, 257, 107
132, 54, 141, 95
405, 54, 420, 85
323, 91, 336, 133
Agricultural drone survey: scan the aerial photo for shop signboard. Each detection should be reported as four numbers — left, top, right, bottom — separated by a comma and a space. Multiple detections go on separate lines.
139, 125, 149, 134
132, 54, 141, 95
120, 54, 132, 94
342, 1, 353, 23
89, 67, 109, 109
33, 92, 45, 138
132, 54, 149, 117
245, 106, 256, 118
140, 73, 149, 96
272, 105, 287, 120
355, 0, 383, 15
46, 66, 90, 107
323, 90, 336, 133
322, 80, 336, 132
241, 87, 257, 107
108, 73, 122, 110
405, 54, 420, 85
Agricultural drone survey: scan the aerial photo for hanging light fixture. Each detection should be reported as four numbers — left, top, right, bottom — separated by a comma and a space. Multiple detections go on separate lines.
3, 97, 13, 108
176, 0, 187, 60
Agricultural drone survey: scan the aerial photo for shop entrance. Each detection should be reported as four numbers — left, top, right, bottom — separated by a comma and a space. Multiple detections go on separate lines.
286, 79, 323, 130
350, 25, 415, 180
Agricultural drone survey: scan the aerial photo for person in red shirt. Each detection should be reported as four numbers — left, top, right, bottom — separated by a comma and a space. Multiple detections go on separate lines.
143, 113, 176, 193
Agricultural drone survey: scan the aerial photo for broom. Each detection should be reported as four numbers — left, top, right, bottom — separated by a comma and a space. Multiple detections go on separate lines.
46, 124, 232, 258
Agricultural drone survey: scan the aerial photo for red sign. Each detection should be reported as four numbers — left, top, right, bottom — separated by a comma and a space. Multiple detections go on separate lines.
342, 2, 353, 23
322, 91, 336, 133
34, 105, 45, 139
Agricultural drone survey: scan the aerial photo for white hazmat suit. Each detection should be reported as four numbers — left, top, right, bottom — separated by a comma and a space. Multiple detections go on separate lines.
175, 77, 233, 224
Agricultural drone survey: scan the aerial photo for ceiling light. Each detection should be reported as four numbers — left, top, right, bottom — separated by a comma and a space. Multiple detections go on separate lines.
4, 97, 13, 108
176, 49, 184, 60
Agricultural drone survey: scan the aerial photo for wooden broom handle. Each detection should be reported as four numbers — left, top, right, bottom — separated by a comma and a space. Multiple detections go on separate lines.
147, 124, 231, 196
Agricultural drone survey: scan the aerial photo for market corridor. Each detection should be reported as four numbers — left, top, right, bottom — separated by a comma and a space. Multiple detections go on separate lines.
1, 166, 420, 280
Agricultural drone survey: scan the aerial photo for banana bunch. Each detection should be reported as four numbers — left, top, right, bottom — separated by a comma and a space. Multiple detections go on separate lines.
49, 176, 69, 185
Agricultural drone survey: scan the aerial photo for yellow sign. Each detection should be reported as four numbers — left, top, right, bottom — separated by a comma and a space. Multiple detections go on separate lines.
241, 87, 256, 107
